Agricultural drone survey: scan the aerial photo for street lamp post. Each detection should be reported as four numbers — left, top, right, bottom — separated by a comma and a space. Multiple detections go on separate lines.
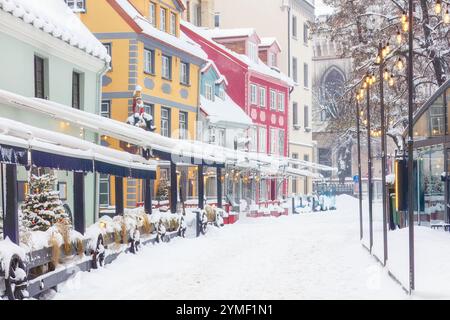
378, 43, 389, 266
407, 0, 415, 293
356, 98, 363, 240
366, 75, 374, 253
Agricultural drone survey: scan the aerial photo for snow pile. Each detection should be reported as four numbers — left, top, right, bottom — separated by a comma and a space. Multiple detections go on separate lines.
200, 95, 253, 127
20, 225, 84, 251
0, 0, 110, 63
0, 238, 26, 278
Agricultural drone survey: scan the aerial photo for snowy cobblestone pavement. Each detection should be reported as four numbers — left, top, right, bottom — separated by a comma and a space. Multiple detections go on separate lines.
52, 196, 406, 300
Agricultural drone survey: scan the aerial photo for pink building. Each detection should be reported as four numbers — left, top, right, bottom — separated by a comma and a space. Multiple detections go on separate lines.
181, 22, 294, 201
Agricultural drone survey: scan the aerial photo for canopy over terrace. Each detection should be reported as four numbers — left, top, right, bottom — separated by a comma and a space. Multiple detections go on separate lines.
0, 116, 156, 244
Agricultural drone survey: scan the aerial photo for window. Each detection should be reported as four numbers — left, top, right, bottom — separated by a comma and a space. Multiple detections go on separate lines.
258, 127, 267, 153
180, 62, 190, 85
304, 63, 309, 88
143, 103, 154, 118
149, 2, 156, 26
292, 57, 298, 82
162, 55, 172, 80
205, 83, 214, 101
259, 87, 266, 108
270, 128, 277, 154
303, 23, 309, 44
144, 48, 155, 74
304, 105, 310, 129
278, 93, 285, 111
186, 1, 191, 21
101, 100, 111, 118
103, 43, 112, 67
170, 12, 177, 35
270, 90, 276, 110
248, 42, 258, 62
304, 154, 310, 162
179, 111, 188, 139
99, 175, 110, 207
160, 7, 167, 32
72, 71, 81, 109
161, 107, 171, 137
217, 128, 225, 146
292, 15, 298, 38
194, 4, 202, 26
65, 0, 85, 12
293, 102, 299, 127
250, 84, 257, 105
214, 13, 220, 28
278, 129, 285, 155
292, 177, 297, 194
269, 52, 277, 67
218, 86, 225, 99
34, 55, 45, 99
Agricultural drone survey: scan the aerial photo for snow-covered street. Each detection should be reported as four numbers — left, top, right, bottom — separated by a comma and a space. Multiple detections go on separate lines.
52, 196, 406, 300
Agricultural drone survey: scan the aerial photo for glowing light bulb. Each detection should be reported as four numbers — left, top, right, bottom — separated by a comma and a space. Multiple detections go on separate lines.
436, 0, 442, 15
401, 11, 407, 24
396, 57, 404, 70
402, 21, 409, 32
444, 9, 450, 24
359, 88, 365, 97
385, 42, 390, 54
371, 74, 376, 83
389, 74, 395, 87
376, 55, 382, 64
383, 69, 389, 81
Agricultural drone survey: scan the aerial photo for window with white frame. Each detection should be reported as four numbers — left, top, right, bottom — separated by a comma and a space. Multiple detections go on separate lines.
250, 84, 257, 105
270, 90, 276, 110
205, 83, 214, 101
304, 63, 309, 88
303, 22, 309, 44
65, 0, 85, 12
269, 52, 277, 67
144, 103, 154, 118
217, 128, 225, 146
214, 12, 220, 28
259, 87, 266, 108
292, 15, 298, 38
278, 129, 285, 155
258, 126, 267, 153
99, 175, 110, 207
180, 62, 189, 85
144, 48, 155, 74
170, 12, 177, 35
161, 107, 171, 137
278, 92, 284, 111
248, 42, 258, 62
179, 111, 188, 139
292, 57, 298, 82
162, 55, 172, 79
160, 7, 167, 32
270, 128, 277, 154
149, 2, 156, 26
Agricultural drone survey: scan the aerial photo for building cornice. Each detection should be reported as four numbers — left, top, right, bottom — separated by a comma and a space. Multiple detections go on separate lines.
0, 10, 106, 73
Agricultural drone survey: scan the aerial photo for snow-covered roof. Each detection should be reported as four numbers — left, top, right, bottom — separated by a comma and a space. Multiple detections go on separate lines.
0, 89, 332, 177
206, 28, 257, 39
201, 60, 229, 86
181, 20, 296, 87
0, 117, 156, 172
114, 0, 207, 61
259, 37, 281, 50
0, 0, 111, 64
200, 95, 253, 128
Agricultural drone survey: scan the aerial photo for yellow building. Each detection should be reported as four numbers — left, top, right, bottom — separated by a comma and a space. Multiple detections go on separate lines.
78, 0, 206, 208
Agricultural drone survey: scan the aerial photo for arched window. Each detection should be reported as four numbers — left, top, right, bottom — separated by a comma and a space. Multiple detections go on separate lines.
319, 67, 345, 121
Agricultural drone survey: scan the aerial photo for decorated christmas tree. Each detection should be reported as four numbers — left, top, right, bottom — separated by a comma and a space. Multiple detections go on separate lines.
21, 173, 71, 232
156, 179, 169, 201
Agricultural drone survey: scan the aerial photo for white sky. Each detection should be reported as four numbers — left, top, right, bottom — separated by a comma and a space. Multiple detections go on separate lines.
315, 0, 334, 16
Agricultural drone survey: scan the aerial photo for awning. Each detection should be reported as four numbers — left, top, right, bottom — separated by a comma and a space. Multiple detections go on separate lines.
94, 160, 130, 177
31, 150, 93, 172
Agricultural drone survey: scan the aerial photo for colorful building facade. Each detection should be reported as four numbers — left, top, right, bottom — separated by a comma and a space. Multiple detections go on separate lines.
181, 22, 293, 201
78, 0, 206, 208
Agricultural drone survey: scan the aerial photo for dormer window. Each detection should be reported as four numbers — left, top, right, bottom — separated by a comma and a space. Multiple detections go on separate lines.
65, 0, 85, 12
218, 87, 225, 100
205, 84, 214, 101
269, 52, 277, 67
248, 42, 258, 63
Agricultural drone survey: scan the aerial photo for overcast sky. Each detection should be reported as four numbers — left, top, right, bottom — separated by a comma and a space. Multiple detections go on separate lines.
315, 0, 333, 16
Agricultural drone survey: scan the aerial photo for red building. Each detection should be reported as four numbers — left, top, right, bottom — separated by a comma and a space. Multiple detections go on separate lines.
181, 22, 294, 201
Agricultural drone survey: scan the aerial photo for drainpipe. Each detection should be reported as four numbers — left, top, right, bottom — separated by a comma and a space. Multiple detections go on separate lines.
287, 3, 291, 78
94, 62, 111, 222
